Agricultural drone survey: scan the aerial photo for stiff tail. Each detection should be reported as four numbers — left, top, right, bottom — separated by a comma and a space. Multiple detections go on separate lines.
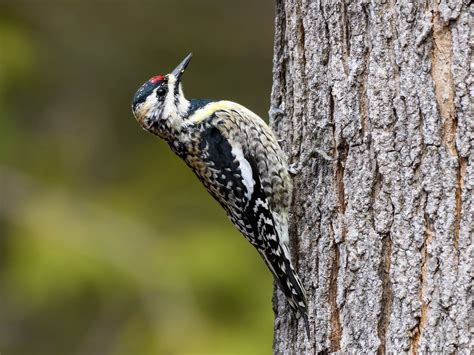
260, 245, 310, 337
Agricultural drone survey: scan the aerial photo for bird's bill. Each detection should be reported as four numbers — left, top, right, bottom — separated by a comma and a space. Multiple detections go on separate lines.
171, 53, 193, 82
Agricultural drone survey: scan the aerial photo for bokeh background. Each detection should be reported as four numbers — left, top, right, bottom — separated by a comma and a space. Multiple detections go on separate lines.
0, 1, 276, 354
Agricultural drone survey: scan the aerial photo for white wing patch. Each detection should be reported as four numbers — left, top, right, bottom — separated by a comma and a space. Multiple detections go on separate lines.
232, 145, 254, 201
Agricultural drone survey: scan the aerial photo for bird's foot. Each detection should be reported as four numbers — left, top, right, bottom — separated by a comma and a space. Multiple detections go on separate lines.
288, 148, 337, 176
268, 107, 285, 124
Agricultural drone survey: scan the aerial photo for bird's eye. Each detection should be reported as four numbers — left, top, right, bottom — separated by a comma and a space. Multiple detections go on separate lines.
156, 87, 167, 97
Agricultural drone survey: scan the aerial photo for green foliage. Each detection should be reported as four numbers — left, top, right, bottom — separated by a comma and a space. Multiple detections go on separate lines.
0, 1, 275, 353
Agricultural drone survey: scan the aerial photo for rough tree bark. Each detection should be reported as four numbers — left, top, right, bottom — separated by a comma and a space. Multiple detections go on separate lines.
270, 1, 472, 353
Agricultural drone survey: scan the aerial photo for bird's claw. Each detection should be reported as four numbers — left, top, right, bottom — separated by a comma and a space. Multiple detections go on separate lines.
288, 148, 337, 176
288, 163, 301, 176
268, 107, 285, 123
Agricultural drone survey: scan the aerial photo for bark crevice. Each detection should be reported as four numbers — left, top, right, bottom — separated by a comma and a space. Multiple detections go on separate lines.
455, 156, 467, 251
335, 138, 348, 215
328, 223, 342, 353
431, 7, 456, 157
377, 232, 393, 355
409, 212, 432, 354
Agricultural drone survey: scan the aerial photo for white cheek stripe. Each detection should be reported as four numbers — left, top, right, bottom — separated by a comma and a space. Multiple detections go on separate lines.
232, 146, 254, 201
176, 84, 189, 114
163, 76, 177, 118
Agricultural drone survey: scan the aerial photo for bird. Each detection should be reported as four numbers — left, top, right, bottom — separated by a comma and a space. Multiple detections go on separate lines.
131, 53, 309, 336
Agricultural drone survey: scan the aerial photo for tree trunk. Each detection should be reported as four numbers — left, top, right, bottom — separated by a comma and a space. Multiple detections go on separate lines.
270, 1, 472, 353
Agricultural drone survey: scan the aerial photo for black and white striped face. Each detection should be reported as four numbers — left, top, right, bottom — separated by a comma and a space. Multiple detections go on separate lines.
132, 53, 193, 140
131, 74, 190, 140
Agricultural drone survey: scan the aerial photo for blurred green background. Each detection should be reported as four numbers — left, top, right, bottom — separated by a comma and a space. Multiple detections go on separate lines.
0, 1, 276, 354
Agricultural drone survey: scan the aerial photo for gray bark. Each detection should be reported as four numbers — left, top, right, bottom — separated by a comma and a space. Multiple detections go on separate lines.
270, 0, 472, 353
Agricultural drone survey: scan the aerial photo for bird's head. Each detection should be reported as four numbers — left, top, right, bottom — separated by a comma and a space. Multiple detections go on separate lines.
132, 53, 192, 140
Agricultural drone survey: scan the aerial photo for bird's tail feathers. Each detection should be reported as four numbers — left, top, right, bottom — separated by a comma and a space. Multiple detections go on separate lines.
260, 245, 310, 337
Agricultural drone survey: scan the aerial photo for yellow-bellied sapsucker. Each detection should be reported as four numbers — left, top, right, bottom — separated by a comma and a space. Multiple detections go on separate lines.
132, 53, 309, 335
